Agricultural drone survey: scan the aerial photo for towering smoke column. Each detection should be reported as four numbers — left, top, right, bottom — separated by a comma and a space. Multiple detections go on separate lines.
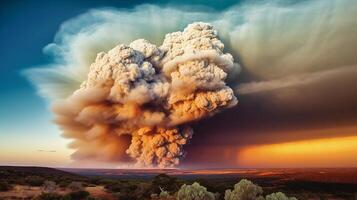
53, 23, 238, 167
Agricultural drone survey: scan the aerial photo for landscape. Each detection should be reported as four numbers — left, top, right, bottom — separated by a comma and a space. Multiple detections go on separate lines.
1, 0, 357, 199
1, 166, 357, 200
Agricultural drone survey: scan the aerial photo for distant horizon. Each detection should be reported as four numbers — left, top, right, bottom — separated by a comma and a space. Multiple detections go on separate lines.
2, 165, 357, 170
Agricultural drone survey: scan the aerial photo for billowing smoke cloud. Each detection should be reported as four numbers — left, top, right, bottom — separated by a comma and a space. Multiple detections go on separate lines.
52, 23, 238, 167
25, 0, 357, 167
25, 0, 357, 99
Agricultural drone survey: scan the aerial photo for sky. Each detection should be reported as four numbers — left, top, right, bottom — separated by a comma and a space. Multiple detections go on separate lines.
0, 0, 357, 168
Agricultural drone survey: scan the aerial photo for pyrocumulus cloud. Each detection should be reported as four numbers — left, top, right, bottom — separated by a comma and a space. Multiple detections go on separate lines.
24, 0, 357, 167
52, 23, 238, 167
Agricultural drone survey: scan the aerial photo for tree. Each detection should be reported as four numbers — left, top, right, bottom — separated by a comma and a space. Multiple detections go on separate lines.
64, 190, 90, 200
151, 174, 181, 194
265, 192, 297, 200
68, 181, 84, 192
25, 175, 45, 186
177, 182, 215, 200
34, 193, 63, 200
42, 180, 57, 193
0, 180, 12, 192
224, 179, 264, 200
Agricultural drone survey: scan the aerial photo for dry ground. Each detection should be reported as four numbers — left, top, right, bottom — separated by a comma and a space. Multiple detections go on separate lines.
0, 185, 114, 200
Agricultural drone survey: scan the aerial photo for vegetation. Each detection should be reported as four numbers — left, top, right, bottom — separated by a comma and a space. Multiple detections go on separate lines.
1, 166, 356, 200
224, 179, 297, 200
42, 180, 57, 193
0, 180, 13, 192
110, 182, 151, 200
63, 190, 90, 199
265, 192, 298, 200
34, 191, 92, 200
151, 173, 182, 194
177, 182, 216, 200
0, 166, 86, 187
224, 179, 264, 200
34, 193, 64, 200
68, 181, 84, 191
25, 175, 45, 186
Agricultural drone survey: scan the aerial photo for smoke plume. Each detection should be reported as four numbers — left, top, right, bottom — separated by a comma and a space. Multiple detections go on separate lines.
52, 23, 238, 167
24, 0, 357, 167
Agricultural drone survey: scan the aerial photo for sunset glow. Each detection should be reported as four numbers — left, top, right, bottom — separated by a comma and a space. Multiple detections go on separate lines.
237, 136, 357, 168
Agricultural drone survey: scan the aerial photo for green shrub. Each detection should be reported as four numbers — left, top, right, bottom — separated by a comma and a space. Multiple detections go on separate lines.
113, 192, 137, 200
109, 182, 152, 200
63, 190, 90, 200
68, 181, 84, 191
105, 183, 122, 193
89, 177, 102, 185
42, 180, 57, 193
0, 180, 13, 191
266, 192, 297, 200
58, 180, 71, 188
177, 182, 216, 200
224, 179, 264, 200
105, 180, 151, 198
25, 175, 45, 186
151, 174, 181, 194
34, 193, 63, 200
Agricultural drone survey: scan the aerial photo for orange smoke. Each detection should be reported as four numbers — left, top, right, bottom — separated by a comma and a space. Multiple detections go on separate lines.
237, 136, 357, 167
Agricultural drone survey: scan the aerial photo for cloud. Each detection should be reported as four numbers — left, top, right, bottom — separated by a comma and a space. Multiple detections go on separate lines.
24, 0, 357, 167
24, 0, 357, 99
50, 23, 238, 168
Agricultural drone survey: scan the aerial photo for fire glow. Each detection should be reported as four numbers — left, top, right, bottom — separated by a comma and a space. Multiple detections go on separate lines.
237, 136, 357, 167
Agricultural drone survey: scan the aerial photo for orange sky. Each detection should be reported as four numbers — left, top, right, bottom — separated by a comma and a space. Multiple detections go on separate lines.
237, 136, 357, 168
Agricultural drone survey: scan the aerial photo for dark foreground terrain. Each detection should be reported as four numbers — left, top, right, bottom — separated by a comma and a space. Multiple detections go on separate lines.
0, 166, 357, 200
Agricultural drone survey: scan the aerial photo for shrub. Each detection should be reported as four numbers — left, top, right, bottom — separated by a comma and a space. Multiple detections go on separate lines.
104, 181, 125, 193
151, 190, 176, 200
68, 181, 84, 191
42, 180, 57, 193
25, 175, 45, 186
0, 180, 13, 191
151, 174, 181, 194
224, 179, 264, 200
112, 184, 143, 200
177, 182, 216, 200
107, 181, 151, 200
266, 192, 297, 200
34, 193, 63, 200
159, 190, 170, 198
89, 177, 101, 185
113, 192, 137, 200
58, 180, 71, 188
150, 186, 175, 199
63, 190, 90, 200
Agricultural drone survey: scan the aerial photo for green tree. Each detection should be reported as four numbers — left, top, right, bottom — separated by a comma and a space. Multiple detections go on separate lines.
151, 174, 180, 194
177, 182, 216, 200
265, 192, 297, 200
224, 179, 264, 200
